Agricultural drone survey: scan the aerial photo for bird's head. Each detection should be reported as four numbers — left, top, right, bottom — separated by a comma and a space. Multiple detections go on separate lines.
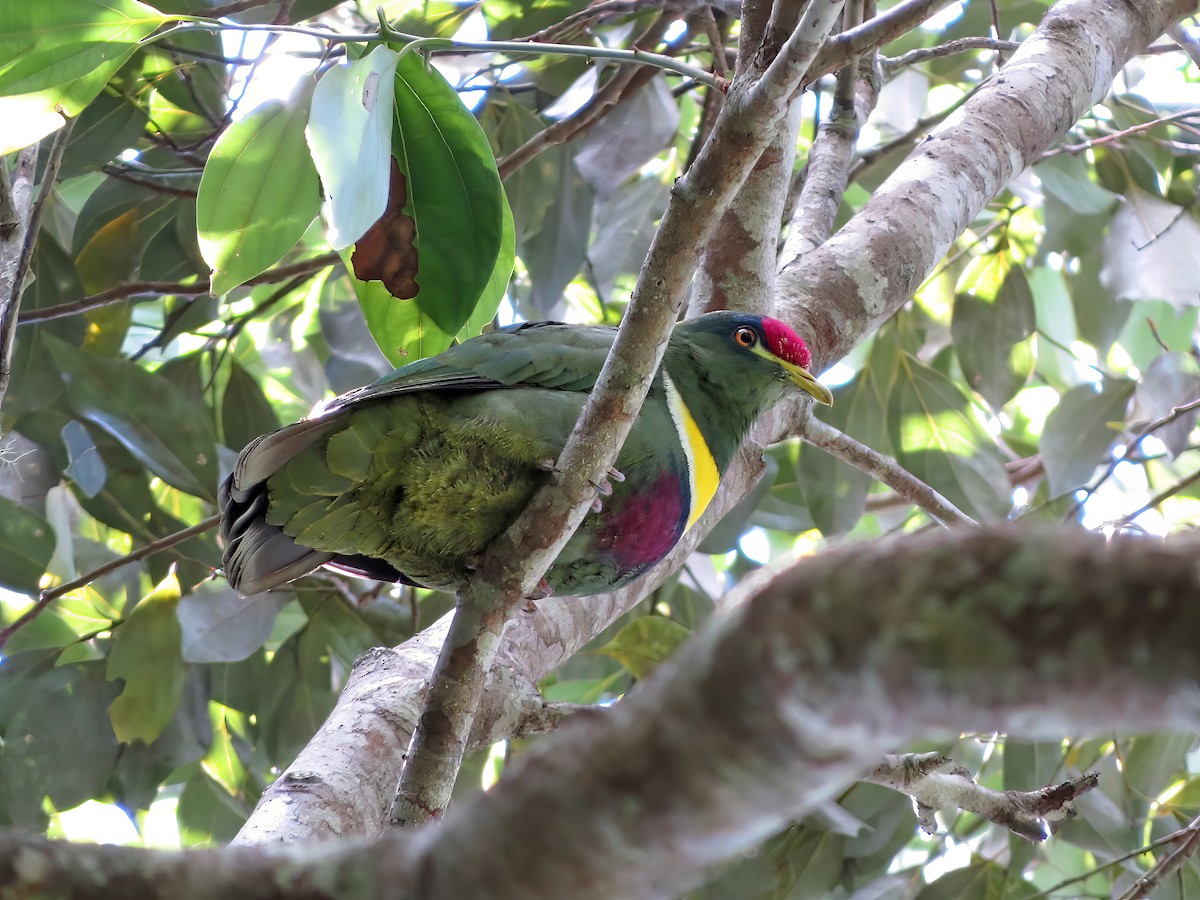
677, 313, 834, 407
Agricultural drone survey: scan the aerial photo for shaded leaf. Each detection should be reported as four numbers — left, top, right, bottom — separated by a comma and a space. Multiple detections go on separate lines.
918, 860, 1037, 899
221, 360, 281, 453
106, 571, 186, 744
177, 770, 250, 846
574, 76, 679, 196
197, 87, 321, 296
1136, 352, 1200, 458
0, 497, 54, 594
1101, 188, 1200, 309
598, 616, 690, 679
59, 88, 148, 178
44, 334, 218, 499
889, 354, 1010, 522
259, 628, 337, 767
520, 144, 593, 317
61, 419, 106, 498
1, 663, 120, 825
952, 258, 1035, 409
178, 583, 291, 663
1040, 380, 1134, 497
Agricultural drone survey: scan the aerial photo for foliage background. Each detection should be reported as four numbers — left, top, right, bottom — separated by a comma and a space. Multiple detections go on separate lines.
2, 0, 1200, 896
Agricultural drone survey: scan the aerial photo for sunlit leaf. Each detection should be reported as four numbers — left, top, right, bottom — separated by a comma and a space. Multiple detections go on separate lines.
306, 46, 399, 250
598, 616, 690, 679
197, 86, 321, 296
106, 571, 186, 744
1040, 379, 1134, 497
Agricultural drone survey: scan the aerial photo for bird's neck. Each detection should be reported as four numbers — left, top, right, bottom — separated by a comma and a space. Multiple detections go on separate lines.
661, 349, 765, 474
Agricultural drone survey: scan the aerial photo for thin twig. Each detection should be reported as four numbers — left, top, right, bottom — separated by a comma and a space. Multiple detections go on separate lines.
1116, 466, 1200, 526
880, 37, 1020, 76
800, 416, 979, 528
1048, 107, 1200, 158
0, 514, 222, 652
18, 252, 341, 323
0, 161, 18, 239
1118, 813, 1200, 900
521, 0, 667, 42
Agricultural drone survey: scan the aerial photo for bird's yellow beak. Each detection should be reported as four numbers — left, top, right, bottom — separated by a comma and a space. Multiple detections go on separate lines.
782, 362, 834, 406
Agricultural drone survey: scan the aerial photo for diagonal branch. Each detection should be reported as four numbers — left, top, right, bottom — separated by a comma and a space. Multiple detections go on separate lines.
799, 415, 977, 527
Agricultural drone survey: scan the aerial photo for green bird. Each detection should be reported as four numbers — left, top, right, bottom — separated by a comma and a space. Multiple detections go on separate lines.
219, 312, 833, 597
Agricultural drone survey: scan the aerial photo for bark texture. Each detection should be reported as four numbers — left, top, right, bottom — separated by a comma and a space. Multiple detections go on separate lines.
11, 528, 1200, 899
778, 0, 1197, 370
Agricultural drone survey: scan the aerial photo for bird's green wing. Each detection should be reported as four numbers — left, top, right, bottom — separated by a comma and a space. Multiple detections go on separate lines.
326, 321, 618, 412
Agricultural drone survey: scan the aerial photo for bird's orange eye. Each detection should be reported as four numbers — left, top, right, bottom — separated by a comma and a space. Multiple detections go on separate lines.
734, 326, 757, 348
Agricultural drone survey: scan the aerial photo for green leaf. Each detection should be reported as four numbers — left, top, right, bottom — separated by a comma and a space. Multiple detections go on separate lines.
0, 0, 167, 153
306, 46, 399, 249
799, 365, 890, 535
486, 100, 558, 243
0, 497, 54, 594
457, 190, 515, 342
1136, 352, 1200, 458
1035, 153, 1116, 216
598, 616, 690, 679
177, 770, 251, 846
1039, 379, 1134, 497
918, 860, 1037, 899
350, 267, 456, 365
952, 258, 1036, 409
0, 0, 167, 96
59, 88, 149, 178
197, 89, 321, 296
889, 353, 1011, 522
519, 143, 593, 317
178, 583, 290, 664
388, 51, 508, 335
62, 419, 107, 498
2, 664, 121, 825
43, 334, 218, 499
221, 360, 281, 452
106, 571, 186, 744
259, 628, 337, 767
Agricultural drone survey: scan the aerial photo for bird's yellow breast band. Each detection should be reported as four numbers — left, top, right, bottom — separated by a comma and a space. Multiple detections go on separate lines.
662, 373, 720, 531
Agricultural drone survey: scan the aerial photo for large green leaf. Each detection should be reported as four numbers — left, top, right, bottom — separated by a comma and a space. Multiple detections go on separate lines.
1039, 379, 1134, 497
0, 498, 54, 595
0, 0, 167, 95
221, 359, 282, 452
178, 583, 291, 664
799, 364, 891, 535
306, 46, 399, 250
2, 663, 121, 827
598, 616, 690, 679
0, 0, 168, 153
389, 51, 507, 334
350, 265, 456, 364
889, 352, 1011, 522
197, 88, 321, 296
106, 571, 186, 744
43, 334, 218, 499
952, 255, 1036, 409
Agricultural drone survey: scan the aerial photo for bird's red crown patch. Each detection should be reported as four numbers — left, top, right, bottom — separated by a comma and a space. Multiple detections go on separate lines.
761, 317, 812, 370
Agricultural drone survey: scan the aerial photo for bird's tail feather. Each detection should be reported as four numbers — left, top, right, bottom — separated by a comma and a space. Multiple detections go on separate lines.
220, 418, 338, 595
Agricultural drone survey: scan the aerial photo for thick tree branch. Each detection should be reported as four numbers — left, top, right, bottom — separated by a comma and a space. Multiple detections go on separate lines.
807, 0, 959, 84
390, 0, 850, 828
778, 0, 1197, 370
16, 527, 1200, 899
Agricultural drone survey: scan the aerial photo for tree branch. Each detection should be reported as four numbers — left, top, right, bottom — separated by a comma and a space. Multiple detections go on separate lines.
17, 252, 342, 323
17, 527, 1200, 899
389, 0, 851, 829
864, 752, 1098, 842
0, 514, 221, 652
778, 0, 1198, 371
0, 125, 72, 416
799, 415, 977, 527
